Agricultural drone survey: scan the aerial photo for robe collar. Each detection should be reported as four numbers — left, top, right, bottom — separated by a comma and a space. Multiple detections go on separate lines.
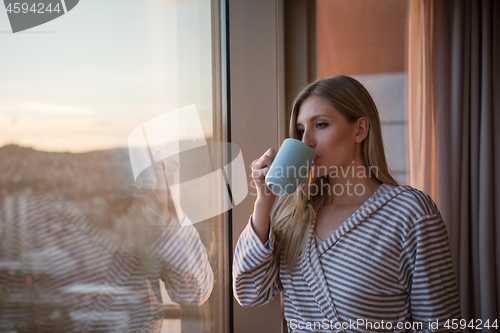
299, 183, 413, 327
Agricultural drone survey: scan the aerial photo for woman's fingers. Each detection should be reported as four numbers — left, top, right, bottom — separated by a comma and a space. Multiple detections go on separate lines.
250, 148, 279, 199
252, 149, 276, 170
252, 166, 269, 180
263, 148, 277, 161
251, 155, 274, 181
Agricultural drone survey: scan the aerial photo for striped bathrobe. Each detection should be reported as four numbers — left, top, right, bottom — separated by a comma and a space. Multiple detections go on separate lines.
0, 192, 213, 332
233, 183, 462, 332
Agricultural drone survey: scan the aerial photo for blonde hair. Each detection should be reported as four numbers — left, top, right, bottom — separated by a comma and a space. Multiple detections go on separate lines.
271, 75, 399, 271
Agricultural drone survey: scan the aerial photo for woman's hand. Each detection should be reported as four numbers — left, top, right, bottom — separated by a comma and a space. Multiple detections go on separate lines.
251, 148, 278, 204
250, 149, 279, 243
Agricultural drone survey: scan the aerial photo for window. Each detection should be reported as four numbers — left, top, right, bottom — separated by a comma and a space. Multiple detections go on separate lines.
0, 0, 229, 332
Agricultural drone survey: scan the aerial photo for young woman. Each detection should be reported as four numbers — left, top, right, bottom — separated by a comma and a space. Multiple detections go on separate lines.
233, 76, 461, 332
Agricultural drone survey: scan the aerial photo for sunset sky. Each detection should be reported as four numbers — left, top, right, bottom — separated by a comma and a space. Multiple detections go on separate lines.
0, 0, 213, 153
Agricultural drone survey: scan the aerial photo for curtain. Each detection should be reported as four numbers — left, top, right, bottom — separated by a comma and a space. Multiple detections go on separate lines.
408, 0, 500, 331
408, 0, 438, 202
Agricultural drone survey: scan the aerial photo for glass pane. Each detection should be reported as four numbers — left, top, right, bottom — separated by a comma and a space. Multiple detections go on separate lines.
0, 0, 227, 332
317, 0, 409, 184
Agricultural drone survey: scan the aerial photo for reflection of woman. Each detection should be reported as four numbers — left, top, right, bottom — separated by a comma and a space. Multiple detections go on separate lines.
233, 76, 461, 332
0, 159, 213, 332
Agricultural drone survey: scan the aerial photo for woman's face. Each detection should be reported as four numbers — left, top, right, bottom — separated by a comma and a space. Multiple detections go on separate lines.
296, 96, 360, 178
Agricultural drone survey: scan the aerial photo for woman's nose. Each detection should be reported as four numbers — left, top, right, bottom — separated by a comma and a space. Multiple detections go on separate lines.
301, 129, 315, 148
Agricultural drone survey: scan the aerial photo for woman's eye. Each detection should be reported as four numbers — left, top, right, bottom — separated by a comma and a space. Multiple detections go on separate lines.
297, 129, 304, 136
317, 122, 328, 128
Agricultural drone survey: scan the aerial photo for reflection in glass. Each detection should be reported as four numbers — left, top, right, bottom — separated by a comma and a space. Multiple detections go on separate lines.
0, 146, 213, 332
0, 0, 225, 331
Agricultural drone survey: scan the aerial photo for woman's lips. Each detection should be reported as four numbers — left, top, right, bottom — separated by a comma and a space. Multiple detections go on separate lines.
313, 156, 320, 163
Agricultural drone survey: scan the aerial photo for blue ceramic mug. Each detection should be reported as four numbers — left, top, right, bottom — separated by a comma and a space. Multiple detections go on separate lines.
265, 138, 315, 196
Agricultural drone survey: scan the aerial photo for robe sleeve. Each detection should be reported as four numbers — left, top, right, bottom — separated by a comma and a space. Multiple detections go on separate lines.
148, 215, 214, 306
399, 212, 462, 332
232, 215, 283, 307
